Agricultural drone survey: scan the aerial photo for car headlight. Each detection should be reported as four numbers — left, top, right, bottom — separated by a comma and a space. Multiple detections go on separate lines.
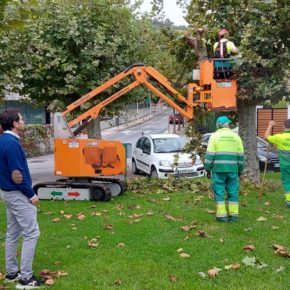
259, 155, 268, 162
159, 160, 172, 167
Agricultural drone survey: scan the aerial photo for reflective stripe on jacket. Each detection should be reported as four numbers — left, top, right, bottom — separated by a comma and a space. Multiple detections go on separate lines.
205, 128, 244, 173
267, 131, 290, 167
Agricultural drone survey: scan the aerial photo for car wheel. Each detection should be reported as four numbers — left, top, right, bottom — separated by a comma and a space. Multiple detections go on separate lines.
150, 167, 159, 178
132, 159, 140, 174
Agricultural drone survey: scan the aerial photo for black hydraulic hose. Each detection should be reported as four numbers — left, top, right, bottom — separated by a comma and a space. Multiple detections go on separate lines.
73, 117, 92, 136
124, 63, 145, 73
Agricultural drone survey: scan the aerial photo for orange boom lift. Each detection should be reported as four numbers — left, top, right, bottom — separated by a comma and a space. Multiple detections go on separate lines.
34, 60, 236, 201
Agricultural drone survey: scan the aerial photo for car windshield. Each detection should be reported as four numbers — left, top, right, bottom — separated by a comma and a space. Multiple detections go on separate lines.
153, 137, 186, 153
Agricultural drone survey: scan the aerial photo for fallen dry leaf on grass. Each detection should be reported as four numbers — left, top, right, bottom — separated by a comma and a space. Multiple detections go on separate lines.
39, 270, 68, 284
274, 266, 285, 273
63, 214, 72, 220
104, 224, 114, 230
207, 267, 221, 277
220, 237, 224, 243
176, 248, 190, 258
88, 240, 99, 248
162, 197, 171, 201
242, 256, 268, 268
91, 212, 102, 216
273, 245, 290, 258
0, 273, 5, 280
146, 211, 154, 216
128, 213, 144, 218
45, 278, 54, 286
231, 263, 241, 269
117, 243, 125, 248
56, 271, 68, 277
128, 219, 142, 224
169, 275, 177, 283
76, 213, 86, 220
181, 220, 198, 232
273, 244, 287, 251
256, 216, 267, 222
224, 263, 240, 270
180, 252, 190, 258
198, 272, 206, 279
52, 218, 61, 223
164, 214, 177, 221
114, 279, 122, 285
180, 225, 196, 232
194, 196, 204, 204
196, 230, 212, 239
54, 261, 62, 265
128, 204, 141, 209
272, 214, 284, 220
206, 209, 215, 214
264, 201, 271, 206
242, 256, 257, 267
243, 245, 255, 251
115, 204, 124, 210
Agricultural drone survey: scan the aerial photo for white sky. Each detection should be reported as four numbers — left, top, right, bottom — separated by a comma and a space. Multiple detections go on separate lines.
139, 0, 188, 26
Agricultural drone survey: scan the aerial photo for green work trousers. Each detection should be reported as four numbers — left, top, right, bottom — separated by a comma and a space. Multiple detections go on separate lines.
212, 172, 239, 218
280, 167, 290, 206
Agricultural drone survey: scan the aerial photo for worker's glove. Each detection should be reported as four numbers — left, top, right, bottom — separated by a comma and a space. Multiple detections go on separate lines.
206, 170, 211, 179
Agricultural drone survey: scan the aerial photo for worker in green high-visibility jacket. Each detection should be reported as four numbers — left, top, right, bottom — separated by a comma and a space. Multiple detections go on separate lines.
265, 119, 290, 208
205, 116, 245, 222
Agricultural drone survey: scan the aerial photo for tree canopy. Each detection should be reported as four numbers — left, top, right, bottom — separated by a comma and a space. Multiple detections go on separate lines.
0, 0, 174, 113
166, 0, 290, 181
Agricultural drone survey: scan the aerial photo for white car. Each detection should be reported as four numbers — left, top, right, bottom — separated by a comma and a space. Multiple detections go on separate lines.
132, 133, 205, 178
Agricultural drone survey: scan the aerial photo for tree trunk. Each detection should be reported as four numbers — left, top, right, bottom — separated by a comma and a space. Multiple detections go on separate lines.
88, 118, 102, 140
237, 102, 260, 182
184, 28, 208, 65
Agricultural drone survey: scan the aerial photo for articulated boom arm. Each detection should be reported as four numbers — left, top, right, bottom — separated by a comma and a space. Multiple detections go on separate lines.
63, 64, 202, 136
62, 61, 237, 137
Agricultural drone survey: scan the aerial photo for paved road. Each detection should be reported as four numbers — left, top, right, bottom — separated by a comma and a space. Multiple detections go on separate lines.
28, 110, 174, 184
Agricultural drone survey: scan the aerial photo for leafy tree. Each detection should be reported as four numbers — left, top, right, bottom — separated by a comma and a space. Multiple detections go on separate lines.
155, 0, 290, 182
0, 0, 42, 97
0, 0, 174, 137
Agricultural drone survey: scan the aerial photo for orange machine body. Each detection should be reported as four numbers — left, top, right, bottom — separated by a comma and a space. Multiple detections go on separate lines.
54, 139, 126, 177
199, 59, 237, 111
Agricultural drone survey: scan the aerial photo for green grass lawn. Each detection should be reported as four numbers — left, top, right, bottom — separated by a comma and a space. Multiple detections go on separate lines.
0, 172, 289, 290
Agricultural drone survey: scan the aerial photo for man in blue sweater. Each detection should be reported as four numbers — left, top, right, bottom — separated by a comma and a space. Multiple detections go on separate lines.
0, 110, 42, 289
